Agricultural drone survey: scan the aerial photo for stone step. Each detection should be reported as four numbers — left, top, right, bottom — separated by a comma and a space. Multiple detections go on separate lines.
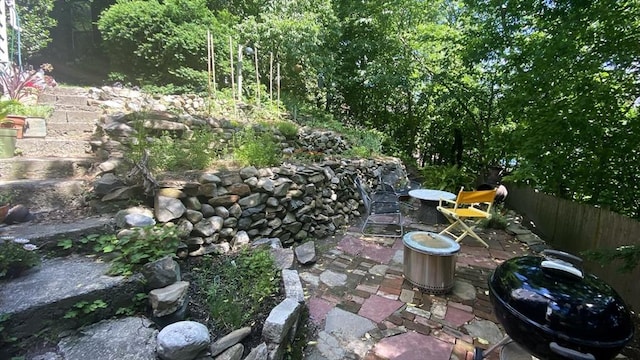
0, 178, 90, 211
0, 255, 144, 354
0, 215, 114, 246
43, 122, 97, 138
38, 93, 90, 107
39, 86, 91, 97
49, 110, 100, 124
16, 138, 93, 157
0, 157, 94, 180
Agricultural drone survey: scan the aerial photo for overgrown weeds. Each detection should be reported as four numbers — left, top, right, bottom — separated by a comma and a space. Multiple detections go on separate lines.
192, 248, 280, 331
57, 225, 180, 276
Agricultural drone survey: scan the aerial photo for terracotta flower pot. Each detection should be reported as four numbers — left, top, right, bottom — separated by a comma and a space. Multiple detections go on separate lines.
5, 115, 27, 139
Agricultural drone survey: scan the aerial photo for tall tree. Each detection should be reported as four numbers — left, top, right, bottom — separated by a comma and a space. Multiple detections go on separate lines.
464, 0, 640, 217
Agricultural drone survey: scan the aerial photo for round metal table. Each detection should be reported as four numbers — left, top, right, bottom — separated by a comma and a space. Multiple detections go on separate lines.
408, 189, 456, 224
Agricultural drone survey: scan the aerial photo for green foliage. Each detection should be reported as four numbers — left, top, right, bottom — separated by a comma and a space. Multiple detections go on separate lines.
13, 0, 56, 57
0, 240, 40, 279
233, 127, 282, 167
419, 165, 475, 193
98, 0, 235, 91
82, 226, 180, 276
64, 300, 108, 319
582, 245, 640, 274
127, 118, 218, 172
0, 313, 17, 346
275, 120, 299, 140
480, 210, 508, 230
116, 293, 149, 316
195, 248, 280, 331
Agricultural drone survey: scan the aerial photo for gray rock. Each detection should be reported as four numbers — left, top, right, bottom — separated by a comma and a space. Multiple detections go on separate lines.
201, 204, 215, 217
464, 319, 504, 345
215, 343, 244, 360
115, 206, 155, 228
186, 209, 204, 223
238, 193, 266, 208
244, 343, 268, 360
232, 230, 250, 249
193, 216, 224, 237
319, 270, 347, 287
271, 247, 294, 270
215, 206, 230, 218
155, 196, 186, 223
184, 196, 202, 210
228, 203, 242, 218
149, 281, 190, 317
58, 317, 157, 360
94, 173, 125, 195
239, 166, 259, 179
294, 241, 316, 264
124, 213, 156, 228
157, 321, 211, 360
282, 269, 304, 303
452, 280, 477, 301
177, 219, 194, 238
141, 256, 181, 289
199, 173, 221, 184
210, 327, 251, 356
262, 298, 302, 344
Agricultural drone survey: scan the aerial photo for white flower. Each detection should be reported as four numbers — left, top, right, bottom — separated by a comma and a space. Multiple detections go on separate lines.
23, 244, 38, 251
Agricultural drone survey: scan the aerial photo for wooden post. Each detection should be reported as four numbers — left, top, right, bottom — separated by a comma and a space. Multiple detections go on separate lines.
277, 62, 281, 105
254, 46, 260, 104
207, 30, 212, 100
269, 52, 273, 104
237, 45, 243, 101
229, 36, 235, 102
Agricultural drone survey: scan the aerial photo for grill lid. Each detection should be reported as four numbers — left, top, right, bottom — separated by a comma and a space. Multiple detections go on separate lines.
489, 252, 634, 343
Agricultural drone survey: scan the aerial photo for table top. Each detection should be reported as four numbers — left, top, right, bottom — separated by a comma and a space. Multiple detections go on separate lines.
408, 189, 456, 201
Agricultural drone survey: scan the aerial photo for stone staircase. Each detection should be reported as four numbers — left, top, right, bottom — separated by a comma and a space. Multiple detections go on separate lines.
0, 86, 101, 211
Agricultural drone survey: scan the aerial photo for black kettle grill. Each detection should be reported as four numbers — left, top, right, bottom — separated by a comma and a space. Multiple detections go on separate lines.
475, 250, 634, 360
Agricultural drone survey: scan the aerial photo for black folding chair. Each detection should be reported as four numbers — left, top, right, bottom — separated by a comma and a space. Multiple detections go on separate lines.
354, 176, 403, 237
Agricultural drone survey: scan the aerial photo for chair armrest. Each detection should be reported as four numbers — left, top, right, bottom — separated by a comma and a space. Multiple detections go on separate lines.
438, 198, 457, 207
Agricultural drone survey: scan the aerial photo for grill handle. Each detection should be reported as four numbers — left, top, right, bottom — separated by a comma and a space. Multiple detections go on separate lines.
542, 249, 583, 269
549, 342, 595, 360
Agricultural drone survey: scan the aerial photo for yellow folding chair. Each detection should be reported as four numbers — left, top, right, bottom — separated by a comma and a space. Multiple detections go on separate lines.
437, 187, 497, 248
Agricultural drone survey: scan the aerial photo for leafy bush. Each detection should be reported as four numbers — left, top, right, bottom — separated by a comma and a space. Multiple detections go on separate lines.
275, 120, 299, 140
0, 240, 40, 279
195, 248, 280, 330
420, 165, 475, 193
128, 123, 218, 172
233, 128, 282, 167
480, 210, 509, 230
81, 225, 181, 276
98, 0, 235, 91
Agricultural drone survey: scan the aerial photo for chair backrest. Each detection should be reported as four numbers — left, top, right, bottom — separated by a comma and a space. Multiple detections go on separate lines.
354, 176, 372, 213
451, 187, 497, 214
455, 188, 497, 205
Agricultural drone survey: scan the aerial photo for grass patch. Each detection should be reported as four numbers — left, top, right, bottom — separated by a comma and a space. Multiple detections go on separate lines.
232, 127, 282, 167
192, 248, 281, 331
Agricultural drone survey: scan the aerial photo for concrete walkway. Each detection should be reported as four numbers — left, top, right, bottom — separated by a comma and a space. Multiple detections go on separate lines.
296, 212, 535, 360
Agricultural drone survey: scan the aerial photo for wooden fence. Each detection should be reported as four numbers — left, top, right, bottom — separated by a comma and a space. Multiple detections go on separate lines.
504, 184, 640, 311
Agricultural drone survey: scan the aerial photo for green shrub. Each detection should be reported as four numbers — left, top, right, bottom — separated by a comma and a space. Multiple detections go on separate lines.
128, 120, 218, 172
195, 248, 280, 330
275, 120, 299, 140
83, 225, 181, 276
419, 165, 475, 193
233, 128, 281, 167
0, 240, 40, 279
480, 210, 509, 230
98, 0, 235, 91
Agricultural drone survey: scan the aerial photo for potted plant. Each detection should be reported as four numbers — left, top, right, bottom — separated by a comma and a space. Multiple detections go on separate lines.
0, 100, 18, 157
0, 63, 56, 138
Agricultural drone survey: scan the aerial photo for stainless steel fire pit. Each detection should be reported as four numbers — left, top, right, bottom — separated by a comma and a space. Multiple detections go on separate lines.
402, 231, 460, 294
